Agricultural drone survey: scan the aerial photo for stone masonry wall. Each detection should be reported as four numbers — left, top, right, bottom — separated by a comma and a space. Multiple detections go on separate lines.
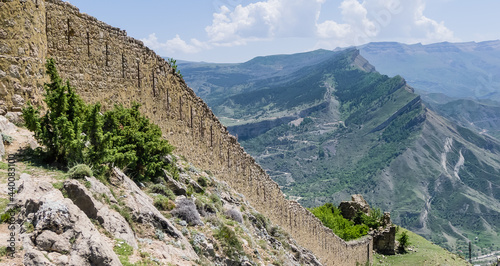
0, 1, 372, 265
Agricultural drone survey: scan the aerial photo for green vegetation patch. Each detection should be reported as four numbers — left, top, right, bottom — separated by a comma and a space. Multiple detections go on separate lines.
374, 228, 468, 266
22, 58, 176, 182
66, 164, 93, 179
309, 203, 369, 241
214, 225, 244, 260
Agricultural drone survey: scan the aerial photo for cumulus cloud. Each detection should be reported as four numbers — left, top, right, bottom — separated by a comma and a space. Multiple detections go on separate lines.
143, 0, 456, 56
317, 0, 457, 48
141, 33, 208, 54
205, 0, 325, 46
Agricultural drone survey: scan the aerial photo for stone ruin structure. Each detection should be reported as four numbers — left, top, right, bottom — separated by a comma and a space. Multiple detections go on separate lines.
339, 194, 396, 255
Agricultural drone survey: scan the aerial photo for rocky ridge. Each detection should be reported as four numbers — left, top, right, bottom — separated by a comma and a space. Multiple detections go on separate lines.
0, 113, 322, 265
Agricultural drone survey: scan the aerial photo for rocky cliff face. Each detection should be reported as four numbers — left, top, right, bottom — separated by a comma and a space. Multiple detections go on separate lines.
0, 115, 323, 265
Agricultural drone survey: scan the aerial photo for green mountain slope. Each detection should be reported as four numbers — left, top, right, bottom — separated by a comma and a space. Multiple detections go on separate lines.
181, 49, 500, 257
425, 98, 500, 140
359, 41, 500, 142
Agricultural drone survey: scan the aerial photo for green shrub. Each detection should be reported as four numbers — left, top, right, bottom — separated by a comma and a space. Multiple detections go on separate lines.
353, 208, 383, 229
214, 225, 243, 260
22, 58, 86, 164
22, 59, 176, 182
197, 176, 209, 187
52, 182, 64, 190
153, 195, 175, 211
66, 164, 93, 179
149, 184, 175, 201
0, 213, 10, 223
1, 134, 13, 145
24, 222, 34, 233
209, 193, 223, 212
309, 203, 369, 241
252, 212, 270, 231
114, 239, 134, 265
398, 231, 411, 252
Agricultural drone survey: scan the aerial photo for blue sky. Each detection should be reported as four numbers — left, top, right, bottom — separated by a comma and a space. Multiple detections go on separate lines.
69, 0, 500, 63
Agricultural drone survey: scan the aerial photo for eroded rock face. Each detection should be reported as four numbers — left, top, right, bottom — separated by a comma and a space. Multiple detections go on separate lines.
111, 167, 199, 261
112, 168, 182, 238
338, 194, 371, 220
63, 179, 138, 249
164, 169, 187, 196
15, 173, 122, 266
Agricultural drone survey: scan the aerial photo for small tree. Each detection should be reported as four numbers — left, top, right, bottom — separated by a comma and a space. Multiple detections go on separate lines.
23, 58, 86, 165
398, 231, 411, 252
23, 58, 176, 182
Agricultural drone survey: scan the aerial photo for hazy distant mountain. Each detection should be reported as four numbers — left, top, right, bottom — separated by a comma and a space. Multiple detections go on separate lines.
180, 49, 500, 255
359, 40, 500, 102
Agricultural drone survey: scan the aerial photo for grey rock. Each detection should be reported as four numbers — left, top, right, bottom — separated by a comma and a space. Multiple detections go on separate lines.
63, 179, 137, 248
111, 167, 199, 260
382, 212, 391, 226
189, 179, 204, 193
11, 94, 25, 107
9, 65, 20, 78
0, 115, 17, 134
5, 112, 23, 125
15, 174, 122, 266
113, 167, 182, 238
0, 134, 4, 160
23, 240, 54, 266
34, 230, 71, 253
84, 176, 118, 204
163, 169, 187, 196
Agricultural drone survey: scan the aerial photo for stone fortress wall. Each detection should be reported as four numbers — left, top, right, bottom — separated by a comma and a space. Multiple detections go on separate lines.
0, 0, 373, 264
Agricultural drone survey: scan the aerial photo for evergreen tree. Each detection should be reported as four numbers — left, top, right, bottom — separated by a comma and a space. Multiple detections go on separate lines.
23, 58, 86, 165
22, 58, 175, 181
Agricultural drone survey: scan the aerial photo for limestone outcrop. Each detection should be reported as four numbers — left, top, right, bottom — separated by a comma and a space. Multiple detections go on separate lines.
63, 179, 138, 249
15, 173, 122, 266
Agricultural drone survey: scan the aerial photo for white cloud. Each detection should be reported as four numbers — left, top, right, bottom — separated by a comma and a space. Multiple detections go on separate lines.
144, 0, 457, 56
316, 0, 457, 48
205, 0, 325, 46
141, 33, 208, 55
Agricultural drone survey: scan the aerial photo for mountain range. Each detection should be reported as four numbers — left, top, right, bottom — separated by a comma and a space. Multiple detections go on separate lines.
179, 46, 500, 256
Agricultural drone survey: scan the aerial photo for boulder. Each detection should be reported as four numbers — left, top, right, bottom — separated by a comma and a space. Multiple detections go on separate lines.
5, 111, 24, 125
15, 174, 122, 266
63, 179, 137, 249
163, 169, 187, 195
0, 115, 17, 134
112, 168, 182, 238
84, 176, 118, 204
